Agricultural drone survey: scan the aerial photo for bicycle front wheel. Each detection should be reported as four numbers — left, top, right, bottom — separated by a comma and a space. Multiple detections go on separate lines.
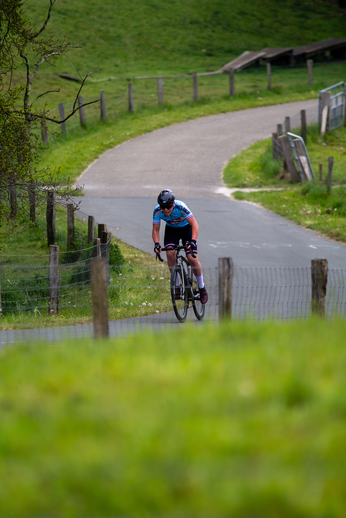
191, 271, 205, 321
171, 264, 188, 322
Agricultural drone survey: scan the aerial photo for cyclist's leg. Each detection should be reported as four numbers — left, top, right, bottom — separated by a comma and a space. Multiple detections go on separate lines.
181, 225, 208, 303
181, 225, 202, 277
164, 225, 179, 272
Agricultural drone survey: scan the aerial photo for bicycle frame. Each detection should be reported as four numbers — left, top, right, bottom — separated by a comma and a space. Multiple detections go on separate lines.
156, 245, 205, 322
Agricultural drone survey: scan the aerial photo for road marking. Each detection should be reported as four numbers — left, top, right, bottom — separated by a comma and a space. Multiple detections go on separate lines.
309, 244, 340, 249
209, 241, 292, 249
209, 241, 341, 250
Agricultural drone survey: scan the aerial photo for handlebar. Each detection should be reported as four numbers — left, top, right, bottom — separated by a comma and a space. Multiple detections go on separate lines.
155, 244, 196, 262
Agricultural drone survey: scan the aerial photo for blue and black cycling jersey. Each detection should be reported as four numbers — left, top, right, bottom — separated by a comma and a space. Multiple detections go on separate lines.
153, 200, 193, 228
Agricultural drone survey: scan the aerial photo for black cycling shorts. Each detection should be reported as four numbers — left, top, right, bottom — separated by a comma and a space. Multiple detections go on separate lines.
164, 224, 192, 248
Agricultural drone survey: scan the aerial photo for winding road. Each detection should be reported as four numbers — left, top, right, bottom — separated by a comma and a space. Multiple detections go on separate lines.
2, 99, 345, 344
76, 99, 346, 270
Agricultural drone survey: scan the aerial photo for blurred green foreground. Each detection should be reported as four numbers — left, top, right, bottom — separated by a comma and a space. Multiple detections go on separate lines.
0, 318, 345, 518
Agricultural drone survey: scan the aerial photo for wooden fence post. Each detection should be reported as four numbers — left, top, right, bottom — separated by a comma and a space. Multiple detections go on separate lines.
277, 124, 283, 159
49, 244, 60, 316
90, 257, 109, 339
321, 91, 331, 137
28, 182, 36, 223
157, 77, 163, 105
218, 257, 234, 320
101, 231, 112, 282
311, 258, 328, 317
93, 238, 101, 258
307, 59, 313, 86
229, 68, 234, 97
267, 62, 271, 91
67, 203, 74, 250
101, 231, 111, 258
59, 102, 66, 134
319, 163, 323, 182
278, 135, 299, 182
100, 90, 106, 121
272, 132, 278, 160
0, 276, 2, 318
98, 223, 107, 240
193, 72, 198, 102
46, 191, 56, 246
285, 116, 291, 133
88, 215, 95, 243
327, 156, 334, 194
301, 109, 307, 143
128, 82, 134, 113
78, 95, 86, 127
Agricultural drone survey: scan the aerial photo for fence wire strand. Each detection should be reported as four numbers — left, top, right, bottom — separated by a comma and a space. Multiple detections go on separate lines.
1, 258, 346, 344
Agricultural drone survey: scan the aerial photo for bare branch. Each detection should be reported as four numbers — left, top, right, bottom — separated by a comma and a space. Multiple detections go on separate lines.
30, 50, 65, 83
45, 98, 101, 124
72, 66, 98, 112
19, 51, 31, 118
29, 0, 56, 40
30, 89, 60, 107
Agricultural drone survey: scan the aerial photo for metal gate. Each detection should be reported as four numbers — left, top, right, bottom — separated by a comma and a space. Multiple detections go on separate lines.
318, 82, 345, 131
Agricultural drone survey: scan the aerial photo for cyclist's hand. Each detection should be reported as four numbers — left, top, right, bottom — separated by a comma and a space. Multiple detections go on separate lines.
186, 239, 197, 253
154, 242, 161, 255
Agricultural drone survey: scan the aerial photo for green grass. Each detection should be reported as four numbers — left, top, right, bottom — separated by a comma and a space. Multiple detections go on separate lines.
224, 124, 346, 243
1, 318, 346, 517
24, 0, 346, 102
39, 61, 346, 186
0, 208, 170, 330
20, 0, 346, 186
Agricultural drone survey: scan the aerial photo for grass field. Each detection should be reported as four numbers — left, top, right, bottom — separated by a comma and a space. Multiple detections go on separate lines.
1, 318, 346, 517
224, 124, 346, 243
25, 0, 346, 105
0, 206, 170, 330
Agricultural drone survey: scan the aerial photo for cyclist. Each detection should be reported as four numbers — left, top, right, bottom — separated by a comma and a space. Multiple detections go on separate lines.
152, 189, 208, 304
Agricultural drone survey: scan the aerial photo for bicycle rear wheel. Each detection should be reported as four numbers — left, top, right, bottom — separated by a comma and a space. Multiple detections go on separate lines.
191, 271, 205, 320
171, 264, 188, 322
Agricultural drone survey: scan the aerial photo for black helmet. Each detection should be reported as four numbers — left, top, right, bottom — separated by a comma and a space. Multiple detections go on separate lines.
157, 189, 175, 208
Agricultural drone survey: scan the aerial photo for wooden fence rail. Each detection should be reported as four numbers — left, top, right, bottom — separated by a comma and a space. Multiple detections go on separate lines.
42, 60, 319, 142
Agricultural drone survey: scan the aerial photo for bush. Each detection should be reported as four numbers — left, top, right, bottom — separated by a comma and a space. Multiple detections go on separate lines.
301, 180, 328, 201
259, 146, 282, 180
109, 242, 125, 274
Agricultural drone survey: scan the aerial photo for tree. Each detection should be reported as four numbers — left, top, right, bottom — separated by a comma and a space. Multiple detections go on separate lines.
0, 0, 98, 231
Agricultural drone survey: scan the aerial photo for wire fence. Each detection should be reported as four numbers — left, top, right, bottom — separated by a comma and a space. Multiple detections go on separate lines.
1, 259, 345, 344
44, 61, 346, 137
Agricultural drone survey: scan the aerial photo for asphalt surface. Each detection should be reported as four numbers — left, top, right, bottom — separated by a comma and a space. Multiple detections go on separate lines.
2, 99, 345, 344
78, 99, 319, 199
75, 98, 346, 269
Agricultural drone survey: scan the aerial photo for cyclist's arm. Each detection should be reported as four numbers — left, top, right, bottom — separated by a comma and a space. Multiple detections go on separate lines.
152, 223, 160, 244
187, 216, 199, 241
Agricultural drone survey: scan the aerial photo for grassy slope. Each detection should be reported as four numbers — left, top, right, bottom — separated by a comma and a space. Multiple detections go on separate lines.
25, 0, 345, 104
1, 319, 346, 517
22, 0, 346, 183
224, 125, 346, 243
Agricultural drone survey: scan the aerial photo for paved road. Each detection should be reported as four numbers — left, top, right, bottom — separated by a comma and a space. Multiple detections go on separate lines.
78, 100, 318, 199
3, 99, 346, 344
76, 98, 346, 269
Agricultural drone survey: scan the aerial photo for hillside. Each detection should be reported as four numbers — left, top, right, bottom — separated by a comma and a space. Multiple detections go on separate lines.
26, 0, 346, 102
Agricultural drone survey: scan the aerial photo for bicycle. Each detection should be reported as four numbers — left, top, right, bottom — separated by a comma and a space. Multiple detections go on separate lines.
156, 244, 205, 323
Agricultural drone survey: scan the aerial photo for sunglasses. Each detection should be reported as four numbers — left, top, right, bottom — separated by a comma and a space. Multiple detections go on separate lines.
160, 204, 173, 210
